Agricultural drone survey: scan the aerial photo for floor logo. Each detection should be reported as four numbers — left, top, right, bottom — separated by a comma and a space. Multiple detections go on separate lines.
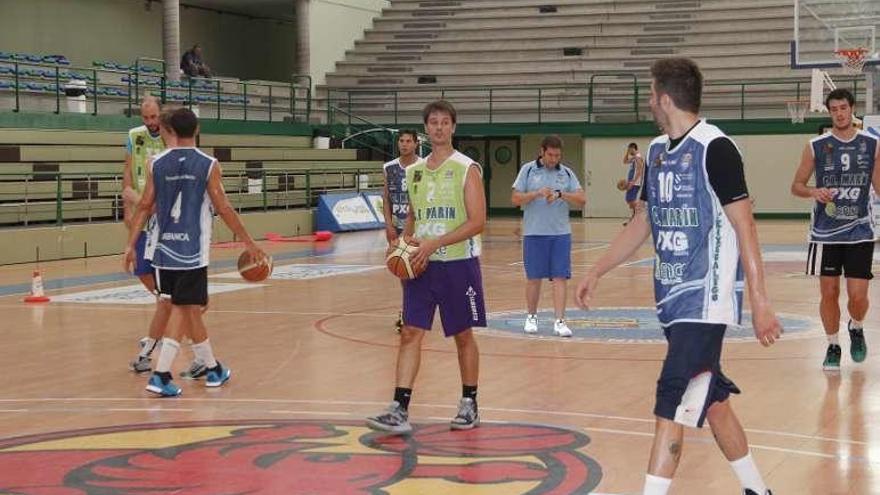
52, 283, 261, 305
484, 307, 818, 343
0, 420, 602, 494
213, 263, 382, 280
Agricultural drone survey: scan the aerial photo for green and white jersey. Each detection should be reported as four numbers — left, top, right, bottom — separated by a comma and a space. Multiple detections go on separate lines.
126, 125, 166, 193
406, 150, 482, 262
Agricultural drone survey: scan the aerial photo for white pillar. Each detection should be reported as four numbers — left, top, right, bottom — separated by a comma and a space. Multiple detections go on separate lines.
295, 0, 310, 84
163, 0, 181, 82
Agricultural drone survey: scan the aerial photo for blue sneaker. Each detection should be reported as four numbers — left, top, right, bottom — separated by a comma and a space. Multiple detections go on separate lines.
145, 373, 181, 397
205, 364, 231, 387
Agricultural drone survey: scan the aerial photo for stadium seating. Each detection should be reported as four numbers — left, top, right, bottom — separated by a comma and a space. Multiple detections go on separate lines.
0, 128, 382, 226
320, 0, 865, 122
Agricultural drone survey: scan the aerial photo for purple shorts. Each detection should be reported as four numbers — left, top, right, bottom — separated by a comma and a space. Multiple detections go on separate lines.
403, 257, 486, 337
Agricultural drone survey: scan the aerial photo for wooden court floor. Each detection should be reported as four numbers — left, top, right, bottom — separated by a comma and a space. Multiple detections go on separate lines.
0, 218, 876, 494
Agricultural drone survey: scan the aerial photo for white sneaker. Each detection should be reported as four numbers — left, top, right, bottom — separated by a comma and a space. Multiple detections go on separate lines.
523, 314, 538, 334
553, 319, 572, 338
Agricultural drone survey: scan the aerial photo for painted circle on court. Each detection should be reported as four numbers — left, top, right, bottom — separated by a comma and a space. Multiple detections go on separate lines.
484, 307, 818, 343
0, 420, 603, 494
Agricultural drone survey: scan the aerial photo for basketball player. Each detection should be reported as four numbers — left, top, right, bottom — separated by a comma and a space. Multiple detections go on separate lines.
124, 107, 267, 397
791, 88, 879, 370
623, 142, 645, 223
382, 130, 420, 332
511, 135, 585, 336
366, 100, 486, 434
123, 97, 171, 373
576, 58, 781, 495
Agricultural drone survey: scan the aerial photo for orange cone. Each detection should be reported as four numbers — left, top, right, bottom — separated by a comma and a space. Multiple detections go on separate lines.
23, 270, 50, 303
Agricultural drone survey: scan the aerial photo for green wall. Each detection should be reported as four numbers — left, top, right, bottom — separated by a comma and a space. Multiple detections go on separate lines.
0, 0, 297, 81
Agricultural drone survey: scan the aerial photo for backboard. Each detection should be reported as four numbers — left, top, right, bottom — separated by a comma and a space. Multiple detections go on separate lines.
793, 0, 880, 70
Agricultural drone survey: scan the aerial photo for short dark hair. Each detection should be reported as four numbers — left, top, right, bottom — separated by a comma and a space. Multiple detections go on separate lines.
627, 142, 638, 150
398, 129, 419, 141
540, 135, 563, 150
158, 107, 175, 129
650, 58, 703, 113
169, 108, 198, 138
825, 88, 855, 110
422, 100, 457, 124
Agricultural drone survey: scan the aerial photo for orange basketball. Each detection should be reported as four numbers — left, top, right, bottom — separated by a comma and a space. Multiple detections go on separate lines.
386, 238, 424, 280
238, 251, 273, 282
616, 178, 628, 191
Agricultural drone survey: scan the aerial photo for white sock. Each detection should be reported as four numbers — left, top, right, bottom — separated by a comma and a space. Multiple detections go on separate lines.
154, 338, 180, 373
850, 319, 863, 330
139, 337, 157, 358
191, 339, 218, 369
730, 453, 767, 494
643, 474, 672, 495
827, 333, 840, 345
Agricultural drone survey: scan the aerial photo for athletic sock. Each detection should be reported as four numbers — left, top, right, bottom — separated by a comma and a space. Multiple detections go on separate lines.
643, 474, 672, 495
154, 338, 180, 373
730, 453, 768, 494
394, 387, 412, 410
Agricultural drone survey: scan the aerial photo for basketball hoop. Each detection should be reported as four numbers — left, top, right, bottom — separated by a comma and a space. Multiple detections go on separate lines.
834, 48, 868, 73
786, 100, 809, 124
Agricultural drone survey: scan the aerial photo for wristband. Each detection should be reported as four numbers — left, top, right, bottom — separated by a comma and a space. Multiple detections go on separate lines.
555, 190, 562, 199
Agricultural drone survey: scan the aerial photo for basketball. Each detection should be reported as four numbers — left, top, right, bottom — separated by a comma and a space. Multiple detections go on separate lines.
238, 251, 273, 282
616, 178, 628, 191
386, 237, 424, 280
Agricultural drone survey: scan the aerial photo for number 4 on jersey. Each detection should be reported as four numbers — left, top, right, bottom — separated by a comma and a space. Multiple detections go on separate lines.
171, 191, 182, 223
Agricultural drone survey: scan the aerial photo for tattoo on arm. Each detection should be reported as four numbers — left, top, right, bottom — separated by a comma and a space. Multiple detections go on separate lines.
668, 441, 682, 461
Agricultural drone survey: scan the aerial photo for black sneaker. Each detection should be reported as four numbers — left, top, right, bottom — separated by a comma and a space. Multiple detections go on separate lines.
822, 344, 842, 371
179, 360, 208, 380
848, 321, 867, 363
744, 490, 773, 495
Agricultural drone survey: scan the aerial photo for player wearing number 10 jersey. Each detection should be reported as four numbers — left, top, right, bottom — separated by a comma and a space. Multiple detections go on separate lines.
791, 88, 880, 371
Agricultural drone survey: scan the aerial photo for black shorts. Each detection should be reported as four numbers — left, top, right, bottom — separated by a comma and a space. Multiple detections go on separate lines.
155, 267, 208, 306
654, 322, 741, 428
806, 241, 874, 279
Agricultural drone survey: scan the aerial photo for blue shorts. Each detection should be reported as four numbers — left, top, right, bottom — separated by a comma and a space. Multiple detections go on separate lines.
402, 257, 486, 337
625, 185, 641, 203
133, 231, 154, 277
654, 322, 740, 428
523, 234, 571, 280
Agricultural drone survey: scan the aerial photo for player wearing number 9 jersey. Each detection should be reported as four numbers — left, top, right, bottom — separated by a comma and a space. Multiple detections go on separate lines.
791, 88, 880, 371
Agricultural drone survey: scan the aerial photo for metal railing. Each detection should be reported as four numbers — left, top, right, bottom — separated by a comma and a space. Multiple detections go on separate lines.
0, 167, 383, 227
0, 58, 311, 123
327, 103, 431, 160
324, 74, 867, 124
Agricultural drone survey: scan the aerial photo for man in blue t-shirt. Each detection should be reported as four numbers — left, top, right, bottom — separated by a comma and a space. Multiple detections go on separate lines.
511, 135, 585, 337
576, 58, 781, 495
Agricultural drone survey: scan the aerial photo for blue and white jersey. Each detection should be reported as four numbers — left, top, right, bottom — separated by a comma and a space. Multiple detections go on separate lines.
146, 147, 215, 270
809, 131, 878, 244
644, 121, 744, 328
383, 158, 410, 232
626, 155, 642, 186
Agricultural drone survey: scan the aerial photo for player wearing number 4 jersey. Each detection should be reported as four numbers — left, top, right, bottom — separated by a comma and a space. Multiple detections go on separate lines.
124, 107, 267, 397
791, 88, 880, 371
